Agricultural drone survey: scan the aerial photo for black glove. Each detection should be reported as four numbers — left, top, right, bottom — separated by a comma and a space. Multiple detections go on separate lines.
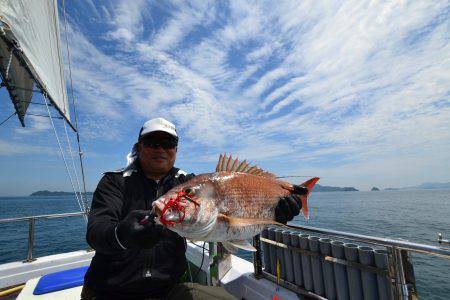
275, 185, 308, 224
116, 210, 165, 249
176, 173, 195, 185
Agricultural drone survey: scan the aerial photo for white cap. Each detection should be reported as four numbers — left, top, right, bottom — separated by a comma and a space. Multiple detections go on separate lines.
139, 117, 178, 140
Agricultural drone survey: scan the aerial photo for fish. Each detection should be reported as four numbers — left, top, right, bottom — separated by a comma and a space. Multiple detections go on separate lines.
152, 154, 319, 252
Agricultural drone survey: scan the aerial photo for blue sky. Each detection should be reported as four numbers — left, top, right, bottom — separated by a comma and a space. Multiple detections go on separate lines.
0, 1, 449, 196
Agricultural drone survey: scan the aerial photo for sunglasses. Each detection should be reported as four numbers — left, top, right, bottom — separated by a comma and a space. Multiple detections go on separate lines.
140, 138, 178, 149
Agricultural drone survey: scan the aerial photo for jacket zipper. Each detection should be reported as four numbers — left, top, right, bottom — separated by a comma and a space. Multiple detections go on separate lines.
143, 180, 163, 279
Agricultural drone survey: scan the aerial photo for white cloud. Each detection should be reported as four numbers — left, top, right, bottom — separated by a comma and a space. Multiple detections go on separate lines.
51, 0, 450, 189
14, 114, 51, 135
0, 138, 50, 155
105, 0, 147, 43
151, 2, 215, 52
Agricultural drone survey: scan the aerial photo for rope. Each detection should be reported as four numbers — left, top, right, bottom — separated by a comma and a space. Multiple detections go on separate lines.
0, 81, 43, 93
25, 113, 63, 119
0, 111, 16, 127
61, 0, 89, 213
62, 120, 87, 214
44, 97, 87, 222
193, 241, 207, 281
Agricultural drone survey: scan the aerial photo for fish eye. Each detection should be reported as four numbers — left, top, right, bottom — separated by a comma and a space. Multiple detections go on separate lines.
184, 188, 195, 196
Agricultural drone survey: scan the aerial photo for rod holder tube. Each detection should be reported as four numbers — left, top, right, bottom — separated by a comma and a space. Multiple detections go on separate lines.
275, 229, 286, 279
331, 241, 350, 300
344, 243, 363, 300
374, 249, 394, 300
262, 228, 271, 274
319, 238, 336, 299
268, 227, 277, 276
291, 233, 304, 286
358, 246, 379, 300
253, 234, 262, 278
282, 230, 295, 283
299, 233, 313, 291
309, 236, 325, 296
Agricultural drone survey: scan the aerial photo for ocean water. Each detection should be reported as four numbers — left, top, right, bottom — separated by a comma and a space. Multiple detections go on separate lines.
0, 190, 449, 299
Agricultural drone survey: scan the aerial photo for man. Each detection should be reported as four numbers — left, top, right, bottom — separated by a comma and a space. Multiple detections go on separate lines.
82, 117, 305, 299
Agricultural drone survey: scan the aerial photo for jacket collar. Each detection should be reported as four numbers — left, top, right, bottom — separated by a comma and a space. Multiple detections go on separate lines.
124, 160, 179, 182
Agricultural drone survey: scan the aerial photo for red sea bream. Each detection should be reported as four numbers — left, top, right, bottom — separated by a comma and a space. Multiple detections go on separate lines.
152, 154, 319, 251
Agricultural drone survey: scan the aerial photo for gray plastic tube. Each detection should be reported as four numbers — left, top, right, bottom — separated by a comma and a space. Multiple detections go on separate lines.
344, 243, 363, 300
282, 230, 295, 283
299, 233, 313, 291
262, 228, 271, 273
291, 233, 303, 286
374, 249, 394, 300
275, 229, 286, 280
358, 246, 379, 300
331, 241, 349, 300
309, 236, 325, 296
320, 238, 336, 299
268, 227, 277, 276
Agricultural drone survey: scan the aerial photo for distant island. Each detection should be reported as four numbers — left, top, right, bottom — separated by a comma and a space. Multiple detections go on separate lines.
312, 184, 358, 192
383, 182, 450, 191
30, 181, 450, 196
30, 190, 93, 196
402, 182, 450, 190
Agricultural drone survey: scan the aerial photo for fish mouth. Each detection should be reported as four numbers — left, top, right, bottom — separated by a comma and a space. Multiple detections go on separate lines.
153, 201, 164, 217
152, 199, 185, 225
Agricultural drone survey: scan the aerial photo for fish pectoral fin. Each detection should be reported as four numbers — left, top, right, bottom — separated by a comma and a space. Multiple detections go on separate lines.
218, 214, 284, 227
222, 240, 256, 252
221, 242, 239, 253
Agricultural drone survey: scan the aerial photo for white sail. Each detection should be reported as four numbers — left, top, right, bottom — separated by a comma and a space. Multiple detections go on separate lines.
0, 0, 69, 125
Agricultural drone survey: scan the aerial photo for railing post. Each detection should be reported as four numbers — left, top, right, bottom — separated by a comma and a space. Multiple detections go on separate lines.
24, 218, 36, 263
400, 249, 418, 299
387, 246, 409, 300
253, 234, 263, 278
208, 242, 217, 286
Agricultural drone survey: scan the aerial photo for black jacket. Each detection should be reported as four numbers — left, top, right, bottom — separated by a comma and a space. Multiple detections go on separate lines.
84, 162, 192, 299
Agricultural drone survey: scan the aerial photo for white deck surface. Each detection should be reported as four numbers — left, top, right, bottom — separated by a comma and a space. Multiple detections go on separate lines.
2, 243, 300, 299
0, 250, 93, 289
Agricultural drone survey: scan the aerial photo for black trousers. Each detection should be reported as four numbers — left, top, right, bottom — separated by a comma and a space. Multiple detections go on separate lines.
80, 283, 236, 300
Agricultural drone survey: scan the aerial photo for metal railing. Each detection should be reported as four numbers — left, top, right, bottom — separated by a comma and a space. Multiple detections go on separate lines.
1, 212, 449, 299
0, 211, 87, 262
285, 224, 450, 259
253, 224, 450, 300
438, 233, 450, 245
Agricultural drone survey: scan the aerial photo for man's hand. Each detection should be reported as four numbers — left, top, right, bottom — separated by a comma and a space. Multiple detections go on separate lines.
176, 173, 195, 184
275, 185, 308, 224
116, 210, 165, 249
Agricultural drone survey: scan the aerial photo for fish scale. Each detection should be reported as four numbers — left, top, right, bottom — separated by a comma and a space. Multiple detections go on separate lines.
212, 172, 292, 218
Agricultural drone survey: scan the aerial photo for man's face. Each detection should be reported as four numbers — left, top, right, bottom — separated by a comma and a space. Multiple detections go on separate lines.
137, 131, 177, 178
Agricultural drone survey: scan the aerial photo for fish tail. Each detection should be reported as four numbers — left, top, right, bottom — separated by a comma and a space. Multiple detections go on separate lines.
297, 177, 320, 219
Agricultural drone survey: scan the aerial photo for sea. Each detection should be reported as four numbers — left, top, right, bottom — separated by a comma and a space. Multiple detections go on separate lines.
0, 190, 449, 299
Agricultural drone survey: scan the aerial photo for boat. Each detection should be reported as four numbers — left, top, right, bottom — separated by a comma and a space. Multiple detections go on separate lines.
0, 1, 449, 299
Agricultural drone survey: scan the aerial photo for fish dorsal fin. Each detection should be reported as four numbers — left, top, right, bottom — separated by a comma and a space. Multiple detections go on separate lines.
215, 153, 276, 178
